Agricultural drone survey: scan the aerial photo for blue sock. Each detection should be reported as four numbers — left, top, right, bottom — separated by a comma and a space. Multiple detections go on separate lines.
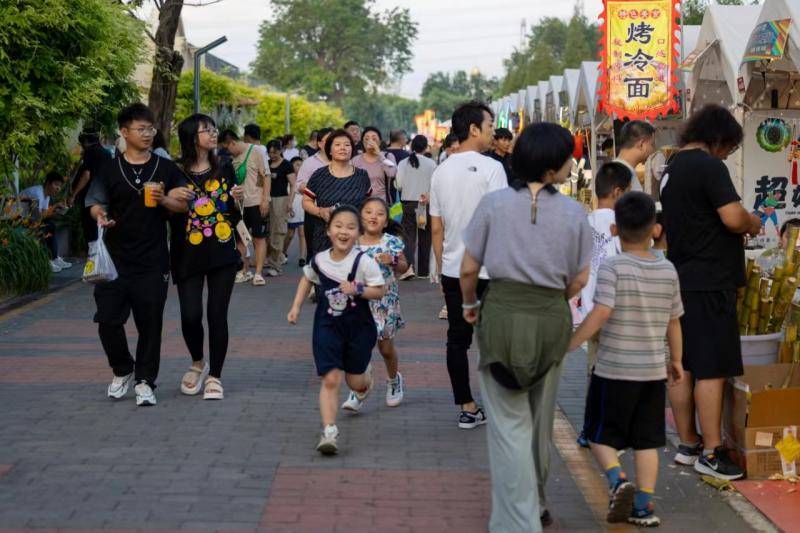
634, 489, 653, 511
605, 464, 624, 489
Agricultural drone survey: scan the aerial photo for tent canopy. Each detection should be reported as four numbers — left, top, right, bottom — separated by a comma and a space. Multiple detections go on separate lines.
689, 4, 763, 106
537, 80, 550, 122
547, 75, 564, 122
748, 0, 800, 73
561, 68, 581, 125
576, 61, 601, 124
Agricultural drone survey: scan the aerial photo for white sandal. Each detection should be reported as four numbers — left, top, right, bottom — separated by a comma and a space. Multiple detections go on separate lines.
203, 377, 224, 400
180, 363, 209, 395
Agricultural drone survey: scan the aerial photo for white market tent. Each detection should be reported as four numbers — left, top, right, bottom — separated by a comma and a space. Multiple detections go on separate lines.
688, 4, 764, 111
574, 61, 604, 172
547, 75, 564, 123
525, 85, 537, 124
534, 80, 550, 123
561, 68, 581, 128
517, 88, 528, 128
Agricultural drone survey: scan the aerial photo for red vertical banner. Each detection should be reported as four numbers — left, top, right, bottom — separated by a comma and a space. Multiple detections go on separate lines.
598, 0, 680, 120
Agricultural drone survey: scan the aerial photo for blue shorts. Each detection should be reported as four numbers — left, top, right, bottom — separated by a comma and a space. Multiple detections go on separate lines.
312, 314, 377, 376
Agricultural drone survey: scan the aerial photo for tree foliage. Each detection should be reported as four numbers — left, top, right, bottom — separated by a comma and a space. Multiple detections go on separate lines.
174, 69, 344, 148
682, 0, 749, 25
500, 3, 598, 94
420, 71, 500, 121
0, 0, 144, 190
341, 93, 420, 137
252, 0, 418, 102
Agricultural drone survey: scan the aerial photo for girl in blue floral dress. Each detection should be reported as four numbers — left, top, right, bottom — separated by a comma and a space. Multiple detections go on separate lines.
342, 197, 409, 410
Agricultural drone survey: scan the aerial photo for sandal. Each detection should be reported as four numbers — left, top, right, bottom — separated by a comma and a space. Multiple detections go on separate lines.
180, 362, 209, 396
252, 274, 266, 286
203, 377, 224, 400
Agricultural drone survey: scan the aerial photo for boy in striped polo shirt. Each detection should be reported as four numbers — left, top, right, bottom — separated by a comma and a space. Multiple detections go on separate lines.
569, 191, 685, 528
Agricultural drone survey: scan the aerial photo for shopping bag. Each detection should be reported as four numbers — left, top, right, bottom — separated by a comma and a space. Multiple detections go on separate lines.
82, 226, 118, 284
415, 203, 427, 230
389, 201, 403, 222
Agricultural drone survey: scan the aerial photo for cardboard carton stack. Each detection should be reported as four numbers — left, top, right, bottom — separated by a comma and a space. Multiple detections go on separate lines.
723, 364, 800, 479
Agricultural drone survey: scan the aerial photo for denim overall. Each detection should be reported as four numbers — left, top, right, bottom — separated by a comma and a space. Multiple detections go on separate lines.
311, 251, 377, 376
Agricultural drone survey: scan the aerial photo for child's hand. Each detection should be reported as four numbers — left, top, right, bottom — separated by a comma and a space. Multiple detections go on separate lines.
463, 307, 479, 325
667, 360, 684, 386
340, 281, 357, 296
287, 306, 300, 325
375, 253, 393, 265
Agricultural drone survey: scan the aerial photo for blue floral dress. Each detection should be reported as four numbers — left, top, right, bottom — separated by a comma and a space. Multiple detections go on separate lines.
358, 233, 405, 339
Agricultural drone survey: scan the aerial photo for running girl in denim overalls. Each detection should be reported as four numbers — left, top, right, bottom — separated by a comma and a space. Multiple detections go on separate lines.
287, 205, 386, 455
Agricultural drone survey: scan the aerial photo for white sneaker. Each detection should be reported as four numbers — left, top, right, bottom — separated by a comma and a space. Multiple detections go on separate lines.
280, 254, 289, 266
386, 372, 404, 407
54, 257, 72, 269
107, 372, 133, 399
134, 382, 157, 406
49, 260, 62, 273
266, 267, 281, 277
342, 364, 373, 412
316, 424, 339, 455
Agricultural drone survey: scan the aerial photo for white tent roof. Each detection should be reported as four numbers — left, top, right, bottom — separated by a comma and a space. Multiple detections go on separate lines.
561, 69, 581, 122
537, 80, 550, 119
576, 61, 601, 121
525, 86, 537, 119
749, 0, 800, 72
548, 75, 564, 119
690, 4, 763, 104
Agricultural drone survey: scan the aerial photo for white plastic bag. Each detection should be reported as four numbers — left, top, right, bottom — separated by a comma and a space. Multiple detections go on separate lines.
83, 226, 118, 284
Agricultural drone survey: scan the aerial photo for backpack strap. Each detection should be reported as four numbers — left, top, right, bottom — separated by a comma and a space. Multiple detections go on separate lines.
347, 251, 366, 282
310, 253, 322, 276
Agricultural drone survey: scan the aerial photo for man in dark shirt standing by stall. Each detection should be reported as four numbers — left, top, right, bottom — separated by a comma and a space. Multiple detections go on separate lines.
70, 131, 111, 245
87, 103, 194, 407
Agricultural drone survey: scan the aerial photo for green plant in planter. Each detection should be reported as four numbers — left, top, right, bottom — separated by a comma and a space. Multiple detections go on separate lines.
0, 219, 51, 297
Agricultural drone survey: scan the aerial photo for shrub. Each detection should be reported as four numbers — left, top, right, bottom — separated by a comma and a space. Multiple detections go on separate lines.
0, 217, 51, 297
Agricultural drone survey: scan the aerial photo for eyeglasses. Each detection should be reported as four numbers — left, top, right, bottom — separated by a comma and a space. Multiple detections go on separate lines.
128, 126, 157, 137
199, 128, 219, 137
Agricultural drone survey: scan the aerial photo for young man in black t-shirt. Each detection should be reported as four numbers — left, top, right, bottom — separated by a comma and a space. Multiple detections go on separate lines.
86, 103, 194, 407
484, 127, 513, 184
265, 139, 296, 276
71, 132, 112, 244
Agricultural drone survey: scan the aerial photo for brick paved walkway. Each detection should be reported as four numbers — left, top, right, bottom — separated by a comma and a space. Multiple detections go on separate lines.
0, 258, 772, 531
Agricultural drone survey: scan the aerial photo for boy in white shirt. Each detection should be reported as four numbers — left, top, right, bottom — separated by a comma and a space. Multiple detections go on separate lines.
577, 161, 632, 446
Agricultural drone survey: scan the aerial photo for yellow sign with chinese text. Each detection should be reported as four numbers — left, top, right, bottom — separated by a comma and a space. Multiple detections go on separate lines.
599, 0, 679, 120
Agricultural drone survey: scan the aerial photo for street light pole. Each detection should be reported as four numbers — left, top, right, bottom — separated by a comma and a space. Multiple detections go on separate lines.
193, 36, 228, 114
285, 93, 291, 135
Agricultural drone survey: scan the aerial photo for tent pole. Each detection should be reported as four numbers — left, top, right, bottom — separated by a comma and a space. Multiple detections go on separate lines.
680, 0, 687, 117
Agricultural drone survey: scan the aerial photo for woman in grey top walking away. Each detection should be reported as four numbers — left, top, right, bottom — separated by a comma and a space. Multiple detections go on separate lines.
461, 123, 593, 532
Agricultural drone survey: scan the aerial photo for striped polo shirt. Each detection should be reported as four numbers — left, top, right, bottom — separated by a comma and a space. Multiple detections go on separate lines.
593, 252, 684, 381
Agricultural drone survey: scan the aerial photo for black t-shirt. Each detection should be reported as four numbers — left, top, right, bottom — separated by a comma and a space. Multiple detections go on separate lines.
76, 144, 112, 204
269, 158, 294, 197
484, 150, 512, 184
300, 144, 318, 159
170, 162, 240, 282
94, 154, 185, 276
660, 149, 745, 291
386, 148, 410, 164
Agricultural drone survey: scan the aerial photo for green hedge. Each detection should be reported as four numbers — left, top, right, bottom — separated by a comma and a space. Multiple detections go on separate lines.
0, 219, 51, 297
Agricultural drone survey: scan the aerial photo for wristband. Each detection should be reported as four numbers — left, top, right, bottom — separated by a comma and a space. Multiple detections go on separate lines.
462, 300, 481, 310
354, 282, 365, 296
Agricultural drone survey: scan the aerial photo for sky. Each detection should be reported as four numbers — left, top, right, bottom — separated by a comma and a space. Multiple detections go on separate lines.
178, 0, 605, 99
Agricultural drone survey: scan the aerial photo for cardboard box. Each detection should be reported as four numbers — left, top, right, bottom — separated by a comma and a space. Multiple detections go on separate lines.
722, 364, 800, 479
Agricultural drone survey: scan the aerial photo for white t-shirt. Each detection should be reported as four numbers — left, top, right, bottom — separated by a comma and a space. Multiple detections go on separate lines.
284, 147, 300, 161
429, 151, 507, 279
20, 185, 50, 211
614, 158, 643, 192
303, 247, 385, 286
580, 208, 621, 317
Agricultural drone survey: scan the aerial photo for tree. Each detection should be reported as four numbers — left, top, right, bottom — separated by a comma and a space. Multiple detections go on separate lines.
342, 93, 420, 135
252, 0, 418, 102
421, 70, 499, 120
0, 0, 144, 191
147, 0, 185, 141
683, 0, 748, 25
499, 2, 598, 94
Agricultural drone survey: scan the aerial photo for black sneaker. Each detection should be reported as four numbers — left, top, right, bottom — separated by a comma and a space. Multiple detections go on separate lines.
458, 407, 487, 429
607, 480, 635, 523
299, 258, 306, 267
693, 447, 744, 480
674, 439, 703, 466
576, 429, 590, 448
540, 507, 553, 527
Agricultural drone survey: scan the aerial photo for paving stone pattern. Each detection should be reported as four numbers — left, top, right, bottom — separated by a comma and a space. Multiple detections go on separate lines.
0, 258, 759, 531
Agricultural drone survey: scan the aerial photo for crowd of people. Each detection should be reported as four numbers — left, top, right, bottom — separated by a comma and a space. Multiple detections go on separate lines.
40, 95, 757, 532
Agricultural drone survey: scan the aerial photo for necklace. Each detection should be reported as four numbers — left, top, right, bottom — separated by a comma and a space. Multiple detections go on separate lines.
118, 153, 160, 194
189, 166, 211, 175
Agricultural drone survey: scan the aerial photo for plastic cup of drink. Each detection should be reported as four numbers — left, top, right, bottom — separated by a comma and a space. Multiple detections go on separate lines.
143, 182, 161, 207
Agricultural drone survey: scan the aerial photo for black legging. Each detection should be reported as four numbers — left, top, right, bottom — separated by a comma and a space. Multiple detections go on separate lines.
177, 264, 237, 378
